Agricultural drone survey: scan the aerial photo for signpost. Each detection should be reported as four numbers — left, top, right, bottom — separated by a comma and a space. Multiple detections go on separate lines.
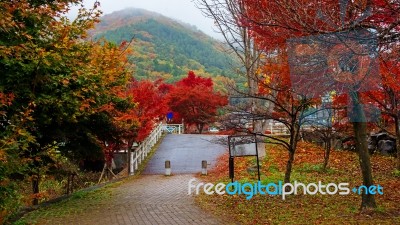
166, 112, 174, 122
228, 134, 261, 182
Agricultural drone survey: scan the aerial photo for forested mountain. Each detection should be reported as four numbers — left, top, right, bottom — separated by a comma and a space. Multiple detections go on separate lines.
92, 8, 237, 85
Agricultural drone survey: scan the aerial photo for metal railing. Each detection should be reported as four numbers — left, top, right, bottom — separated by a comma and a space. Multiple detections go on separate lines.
162, 123, 184, 134
129, 122, 164, 175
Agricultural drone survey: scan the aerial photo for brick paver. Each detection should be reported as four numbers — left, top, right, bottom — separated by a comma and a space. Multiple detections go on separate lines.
34, 175, 225, 225
116, 175, 225, 225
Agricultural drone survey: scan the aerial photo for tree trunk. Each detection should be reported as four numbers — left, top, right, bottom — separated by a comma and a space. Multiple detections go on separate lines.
198, 124, 204, 134
32, 175, 39, 205
395, 116, 400, 170
353, 121, 377, 210
284, 150, 295, 184
284, 123, 300, 184
351, 91, 377, 210
323, 140, 331, 170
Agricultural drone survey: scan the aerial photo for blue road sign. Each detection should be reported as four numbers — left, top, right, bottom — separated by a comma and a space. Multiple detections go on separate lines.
167, 112, 174, 120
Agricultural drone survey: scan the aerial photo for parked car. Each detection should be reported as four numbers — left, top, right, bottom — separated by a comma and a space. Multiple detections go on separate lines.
208, 127, 219, 132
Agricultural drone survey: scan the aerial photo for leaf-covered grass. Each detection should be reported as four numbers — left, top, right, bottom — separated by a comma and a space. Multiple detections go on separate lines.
196, 142, 400, 224
13, 183, 116, 225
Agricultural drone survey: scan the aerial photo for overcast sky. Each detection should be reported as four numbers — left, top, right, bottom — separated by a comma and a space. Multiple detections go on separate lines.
69, 0, 221, 39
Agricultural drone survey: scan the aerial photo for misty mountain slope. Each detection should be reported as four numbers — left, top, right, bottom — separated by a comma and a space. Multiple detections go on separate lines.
92, 8, 237, 83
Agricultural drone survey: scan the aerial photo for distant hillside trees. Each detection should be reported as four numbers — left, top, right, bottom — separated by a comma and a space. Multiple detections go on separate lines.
93, 15, 237, 83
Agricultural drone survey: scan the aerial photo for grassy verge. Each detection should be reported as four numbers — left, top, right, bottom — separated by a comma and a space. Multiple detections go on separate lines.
12, 183, 116, 225
195, 142, 400, 224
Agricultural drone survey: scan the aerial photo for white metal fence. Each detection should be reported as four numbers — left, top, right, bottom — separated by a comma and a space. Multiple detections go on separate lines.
162, 124, 184, 134
129, 122, 164, 175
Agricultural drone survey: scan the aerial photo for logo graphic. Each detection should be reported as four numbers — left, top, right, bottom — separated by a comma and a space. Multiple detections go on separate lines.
188, 179, 383, 200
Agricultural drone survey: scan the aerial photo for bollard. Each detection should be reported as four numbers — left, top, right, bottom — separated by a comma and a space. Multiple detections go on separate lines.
165, 160, 171, 176
201, 160, 207, 175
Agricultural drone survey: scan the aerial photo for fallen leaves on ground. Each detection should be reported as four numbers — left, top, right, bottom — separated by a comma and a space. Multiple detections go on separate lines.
196, 141, 400, 225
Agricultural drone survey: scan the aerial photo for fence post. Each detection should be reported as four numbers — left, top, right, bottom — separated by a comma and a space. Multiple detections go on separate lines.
130, 151, 134, 175
138, 147, 142, 164
135, 150, 138, 170
143, 142, 147, 158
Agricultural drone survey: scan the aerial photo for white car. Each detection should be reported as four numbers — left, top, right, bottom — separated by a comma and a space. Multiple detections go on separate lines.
208, 127, 219, 132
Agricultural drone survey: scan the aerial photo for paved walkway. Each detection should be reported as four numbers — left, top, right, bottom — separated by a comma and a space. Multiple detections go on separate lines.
36, 175, 225, 225
25, 134, 229, 225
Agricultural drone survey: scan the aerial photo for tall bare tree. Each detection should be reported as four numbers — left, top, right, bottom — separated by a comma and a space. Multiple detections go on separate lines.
196, 0, 269, 135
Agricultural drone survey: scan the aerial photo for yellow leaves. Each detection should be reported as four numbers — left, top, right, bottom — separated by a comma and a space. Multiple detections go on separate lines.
255, 67, 264, 76
78, 98, 96, 112
0, 45, 12, 57
81, 87, 89, 93
0, 149, 6, 162
61, 79, 69, 86
262, 76, 271, 85
17, 128, 29, 136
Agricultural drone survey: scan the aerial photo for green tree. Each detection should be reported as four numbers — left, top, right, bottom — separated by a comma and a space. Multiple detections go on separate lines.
0, 0, 134, 215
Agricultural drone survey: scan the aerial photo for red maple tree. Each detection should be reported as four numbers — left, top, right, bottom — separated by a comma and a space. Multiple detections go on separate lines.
168, 71, 227, 133
126, 79, 170, 141
240, 0, 400, 210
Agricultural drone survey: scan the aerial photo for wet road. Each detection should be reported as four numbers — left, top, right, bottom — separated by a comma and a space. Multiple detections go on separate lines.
143, 134, 227, 174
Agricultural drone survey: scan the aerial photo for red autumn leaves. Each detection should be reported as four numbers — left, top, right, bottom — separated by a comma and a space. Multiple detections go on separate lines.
168, 71, 228, 133
126, 71, 227, 140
